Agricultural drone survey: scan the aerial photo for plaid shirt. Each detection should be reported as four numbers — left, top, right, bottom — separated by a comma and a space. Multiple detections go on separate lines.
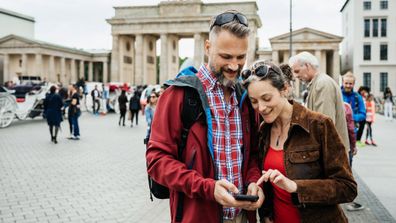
197, 65, 243, 220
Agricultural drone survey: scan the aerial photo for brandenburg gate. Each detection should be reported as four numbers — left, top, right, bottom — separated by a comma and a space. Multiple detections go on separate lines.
106, 0, 261, 85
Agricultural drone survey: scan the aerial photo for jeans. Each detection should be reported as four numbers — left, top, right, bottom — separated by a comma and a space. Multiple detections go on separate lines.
70, 114, 80, 137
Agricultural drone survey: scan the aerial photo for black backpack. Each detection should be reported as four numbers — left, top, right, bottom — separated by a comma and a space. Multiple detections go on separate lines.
145, 86, 203, 200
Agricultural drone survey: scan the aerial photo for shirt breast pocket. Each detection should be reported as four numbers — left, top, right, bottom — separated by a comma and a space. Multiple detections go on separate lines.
288, 148, 321, 179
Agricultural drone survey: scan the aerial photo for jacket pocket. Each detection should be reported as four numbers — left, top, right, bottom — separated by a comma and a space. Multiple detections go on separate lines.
289, 150, 320, 164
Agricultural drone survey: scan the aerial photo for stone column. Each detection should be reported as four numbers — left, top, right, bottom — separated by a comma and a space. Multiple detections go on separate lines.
49, 56, 55, 82
283, 51, 290, 64
3, 54, 9, 82
135, 34, 143, 85
35, 54, 43, 78
194, 33, 204, 68
315, 50, 322, 72
79, 60, 84, 80
118, 36, 124, 82
333, 49, 340, 82
21, 54, 27, 76
103, 61, 108, 83
71, 59, 76, 83
110, 35, 119, 82
247, 28, 257, 66
160, 33, 169, 84
60, 57, 66, 84
272, 50, 279, 64
88, 61, 93, 81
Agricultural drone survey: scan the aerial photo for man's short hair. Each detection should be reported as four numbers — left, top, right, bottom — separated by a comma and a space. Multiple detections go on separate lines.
343, 71, 356, 82
289, 51, 319, 69
209, 10, 250, 39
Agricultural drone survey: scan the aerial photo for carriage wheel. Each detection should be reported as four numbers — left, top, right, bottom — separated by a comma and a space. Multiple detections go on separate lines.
0, 96, 16, 128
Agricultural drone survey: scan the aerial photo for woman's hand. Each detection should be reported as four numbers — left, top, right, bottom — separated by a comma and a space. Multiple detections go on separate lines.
257, 169, 297, 193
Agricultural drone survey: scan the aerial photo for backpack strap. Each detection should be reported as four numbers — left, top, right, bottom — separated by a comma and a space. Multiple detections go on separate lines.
176, 86, 203, 222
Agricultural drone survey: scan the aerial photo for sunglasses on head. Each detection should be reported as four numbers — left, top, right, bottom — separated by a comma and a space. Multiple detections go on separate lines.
241, 64, 281, 81
210, 12, 248, 30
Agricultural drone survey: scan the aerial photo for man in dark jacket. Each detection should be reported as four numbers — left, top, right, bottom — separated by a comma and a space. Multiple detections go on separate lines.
91, 85, 100, 115
146, 11, 263, 223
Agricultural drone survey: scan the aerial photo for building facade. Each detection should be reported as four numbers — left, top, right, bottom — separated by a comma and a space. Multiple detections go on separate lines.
257, 27, 343, 97
341, 0, 396, 96
0, 7, 34, 39
0, 35, 110, 84
107, 0, 261, 85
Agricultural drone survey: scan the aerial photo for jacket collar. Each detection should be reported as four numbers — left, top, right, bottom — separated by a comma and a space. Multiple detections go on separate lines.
290, 101, 310, 134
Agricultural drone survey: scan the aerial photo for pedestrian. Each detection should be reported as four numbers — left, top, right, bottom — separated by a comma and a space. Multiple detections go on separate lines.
355, 86, 369, 144
129, 92, 141, 127
68, 85, 81, 140
146, 10, 264, 223
341, 72, 366, 148
144, 92, 158, 139
118, 90, 128, 126
383, 87, 394, 121
242, 60, 357, 223
43, 85, 64, 144
340, 71, 366, 211
289, 52, 350, 155
365, 93, 377, 146
91, 84, 101, 115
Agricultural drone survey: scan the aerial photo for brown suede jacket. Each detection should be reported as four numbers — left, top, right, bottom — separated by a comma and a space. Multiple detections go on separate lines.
258, 101, 357, 223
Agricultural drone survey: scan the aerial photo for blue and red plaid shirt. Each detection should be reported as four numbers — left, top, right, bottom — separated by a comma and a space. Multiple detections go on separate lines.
197, 64, 243, 220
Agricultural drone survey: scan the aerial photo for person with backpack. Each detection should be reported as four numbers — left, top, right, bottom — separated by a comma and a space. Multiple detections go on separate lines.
129, 92, 141, 127
341, 72, 367, 148
146, 10, 263, 223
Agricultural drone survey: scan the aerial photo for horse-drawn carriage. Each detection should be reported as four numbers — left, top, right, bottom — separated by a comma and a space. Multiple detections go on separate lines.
0, 83, 52, 128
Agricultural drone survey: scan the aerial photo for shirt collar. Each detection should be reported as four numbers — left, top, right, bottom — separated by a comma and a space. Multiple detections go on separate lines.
198, 64, 236, 92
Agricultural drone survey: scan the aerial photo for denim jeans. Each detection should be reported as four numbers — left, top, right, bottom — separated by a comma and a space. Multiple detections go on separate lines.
70, 114, 80, 137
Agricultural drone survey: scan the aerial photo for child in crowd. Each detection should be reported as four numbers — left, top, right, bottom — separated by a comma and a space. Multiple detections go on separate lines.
365, 94, 377, 146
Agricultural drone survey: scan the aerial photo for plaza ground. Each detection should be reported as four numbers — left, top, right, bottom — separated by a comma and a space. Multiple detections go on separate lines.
0, 112, 395, 222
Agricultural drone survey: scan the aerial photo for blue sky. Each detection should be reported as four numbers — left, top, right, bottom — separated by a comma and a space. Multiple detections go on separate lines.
1, 0, 346, 57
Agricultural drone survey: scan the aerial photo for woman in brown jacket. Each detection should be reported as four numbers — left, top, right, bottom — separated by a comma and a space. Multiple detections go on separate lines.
242, 61, 357, 223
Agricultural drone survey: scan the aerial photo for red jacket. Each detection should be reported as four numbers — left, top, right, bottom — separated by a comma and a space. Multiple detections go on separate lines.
146, 85, 261, 223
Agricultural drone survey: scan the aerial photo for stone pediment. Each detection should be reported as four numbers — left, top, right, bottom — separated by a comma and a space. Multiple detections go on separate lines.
270, 27, 343, 43
0, 35, 39, 48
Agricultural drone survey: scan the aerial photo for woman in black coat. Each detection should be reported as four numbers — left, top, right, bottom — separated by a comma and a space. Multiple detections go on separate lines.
118, 90, 128, 126
43, 85, 64, 144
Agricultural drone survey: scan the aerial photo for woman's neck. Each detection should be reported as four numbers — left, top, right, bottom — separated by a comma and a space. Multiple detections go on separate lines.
274, 101, 293, 128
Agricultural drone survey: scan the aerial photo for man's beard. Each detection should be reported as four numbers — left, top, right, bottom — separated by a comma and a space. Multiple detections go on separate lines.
210, 65, 241, 88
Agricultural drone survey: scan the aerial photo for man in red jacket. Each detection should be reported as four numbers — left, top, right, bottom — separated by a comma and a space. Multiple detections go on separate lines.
146, 10, 264, 223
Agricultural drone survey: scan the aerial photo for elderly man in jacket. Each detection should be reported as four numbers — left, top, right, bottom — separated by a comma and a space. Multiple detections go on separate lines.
289, 51, 350, 155
146, 11, 263, 223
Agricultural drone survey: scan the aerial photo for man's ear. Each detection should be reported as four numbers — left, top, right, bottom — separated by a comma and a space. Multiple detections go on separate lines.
204, 39, 210, 56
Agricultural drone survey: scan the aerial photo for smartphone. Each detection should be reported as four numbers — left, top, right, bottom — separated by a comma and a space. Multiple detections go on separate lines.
233, 194, 259, 202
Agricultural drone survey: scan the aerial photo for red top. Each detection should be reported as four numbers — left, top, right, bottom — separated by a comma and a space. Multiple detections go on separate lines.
264, 147, 300, 223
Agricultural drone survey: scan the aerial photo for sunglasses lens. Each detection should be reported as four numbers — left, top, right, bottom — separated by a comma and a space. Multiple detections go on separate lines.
236, 14, 248, 26
256, 66, 269, 77
211, 12, 249, 30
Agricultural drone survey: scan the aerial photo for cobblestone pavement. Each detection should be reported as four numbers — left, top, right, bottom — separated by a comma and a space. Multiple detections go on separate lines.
0, 112, 394, 223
